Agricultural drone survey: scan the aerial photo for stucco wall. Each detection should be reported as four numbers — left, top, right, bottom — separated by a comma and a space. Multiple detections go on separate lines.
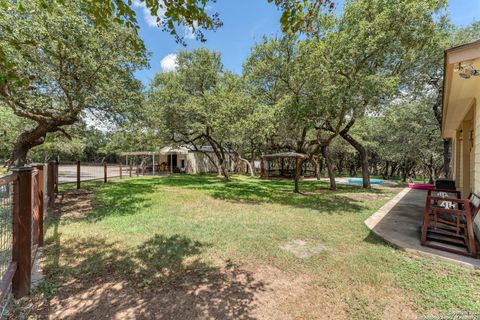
186, 152, 235, 174
473, 99, 480, 239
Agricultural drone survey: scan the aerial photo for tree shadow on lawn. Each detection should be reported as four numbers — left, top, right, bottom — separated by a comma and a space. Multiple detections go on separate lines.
82, 179, 159, 222
150, 174, 388, 214
61, 175, 392, 223
35, 214, 266, 319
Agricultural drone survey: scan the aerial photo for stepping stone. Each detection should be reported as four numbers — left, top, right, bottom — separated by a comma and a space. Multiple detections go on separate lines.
280, 239, 327, 258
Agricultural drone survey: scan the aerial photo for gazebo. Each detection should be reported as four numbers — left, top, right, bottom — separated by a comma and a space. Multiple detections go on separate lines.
121, 151, 162, 175
260, 152, 307, 179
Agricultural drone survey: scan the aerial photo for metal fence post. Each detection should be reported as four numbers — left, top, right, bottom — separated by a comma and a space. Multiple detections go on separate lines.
32, 164, 44, 247
11, 166, 33, 298
76, 160, 81, 189
104, 163, 107, 183
47, 162, 55, 208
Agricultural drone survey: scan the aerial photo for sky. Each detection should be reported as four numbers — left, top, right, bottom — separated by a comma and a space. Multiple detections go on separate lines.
133, 0, 480, 85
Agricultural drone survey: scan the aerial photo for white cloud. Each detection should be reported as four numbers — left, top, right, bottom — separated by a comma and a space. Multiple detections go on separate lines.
133, 0, 197, 40
184, 26, 195, 40
184, 21, 198, 40
160, 54, 178, 72
133, 0, 165, 28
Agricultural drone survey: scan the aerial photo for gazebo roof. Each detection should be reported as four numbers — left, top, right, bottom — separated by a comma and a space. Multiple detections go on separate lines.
262, 152, 307, 159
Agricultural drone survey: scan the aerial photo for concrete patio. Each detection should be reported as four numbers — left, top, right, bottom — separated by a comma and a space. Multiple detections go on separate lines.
365, 188, 480, 269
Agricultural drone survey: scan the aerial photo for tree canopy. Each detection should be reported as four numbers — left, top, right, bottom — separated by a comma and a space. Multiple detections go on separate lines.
0, 0, 147, 166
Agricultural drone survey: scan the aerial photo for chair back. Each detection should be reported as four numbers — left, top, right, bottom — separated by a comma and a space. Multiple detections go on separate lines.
468, 193, 480, 218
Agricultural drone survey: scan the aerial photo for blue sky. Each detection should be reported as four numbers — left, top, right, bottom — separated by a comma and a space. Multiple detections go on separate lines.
133, 0, 479, 85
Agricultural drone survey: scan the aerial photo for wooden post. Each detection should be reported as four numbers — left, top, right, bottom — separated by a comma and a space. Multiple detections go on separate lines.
119, 164, 122, 179
129, 161, 133, 177
54, 160, 58, 195
47, 162, 55, 208
76, 160, 81, 189
104, 162, 107, 183
136, 160, 139, 176
260, 157, 264, 179
32, 164, 44, 247
11, 166, 33, 298
152, 154, 155, 175
142, 156, 145, 176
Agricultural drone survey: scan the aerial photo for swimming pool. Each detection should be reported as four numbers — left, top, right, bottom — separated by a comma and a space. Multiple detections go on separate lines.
345, 178, 384, 185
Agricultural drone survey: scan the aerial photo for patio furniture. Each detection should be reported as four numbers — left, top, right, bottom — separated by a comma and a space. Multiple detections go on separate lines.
435, 179, 456, 191
421, 191, 479, 258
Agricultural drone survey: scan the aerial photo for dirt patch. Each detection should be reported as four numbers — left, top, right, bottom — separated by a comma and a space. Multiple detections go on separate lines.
280, 239, 327, 258
16, 259, 325, 320
53, 189, 94, 221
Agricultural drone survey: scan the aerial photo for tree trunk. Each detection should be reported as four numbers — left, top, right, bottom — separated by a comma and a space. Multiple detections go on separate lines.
238, 156, 254, 177
321, 146, 336, 190
340, 131, 370, 188
312, 156, 321, 180
219, 161, 230, 181
382, 161, 389, 179
388, 163, 397, 179
293, 158, 301, 193
8, 125, 49, 167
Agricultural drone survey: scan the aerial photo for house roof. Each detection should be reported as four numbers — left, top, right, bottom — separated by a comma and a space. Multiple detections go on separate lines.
262, 152, 307, 159
442, 39, 480, 138
123, 144, 235, 156
121, 151, 161, 156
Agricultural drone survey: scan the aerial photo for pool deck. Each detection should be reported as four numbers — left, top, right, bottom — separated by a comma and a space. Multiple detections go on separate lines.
365, 188, 480, 269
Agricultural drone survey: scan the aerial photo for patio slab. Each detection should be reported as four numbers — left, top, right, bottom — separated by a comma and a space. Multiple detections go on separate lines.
365, 188, 480, 269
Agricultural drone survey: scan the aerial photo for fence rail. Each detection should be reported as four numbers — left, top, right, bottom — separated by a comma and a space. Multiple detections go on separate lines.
0, 162, 58, 317
58, 161, 155, 188
0, 159, 146, 315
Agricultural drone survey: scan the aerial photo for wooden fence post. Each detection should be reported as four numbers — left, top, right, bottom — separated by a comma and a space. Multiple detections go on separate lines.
129, 162, 132, 177
76, 160, 81, 189
104, 163, 107, 183
47, 162, 55, 208
136, 161, 139, 176
32, 164, 44, 247
11, 166, 33, 298
119, 164, 122, 179
260, 157, 264, 179
152, 154, 155, 176
54, 160, 58, 195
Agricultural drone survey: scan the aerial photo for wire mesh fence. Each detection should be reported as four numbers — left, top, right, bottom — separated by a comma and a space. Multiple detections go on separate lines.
0, 175, 15, 317
58, 162, 131, 185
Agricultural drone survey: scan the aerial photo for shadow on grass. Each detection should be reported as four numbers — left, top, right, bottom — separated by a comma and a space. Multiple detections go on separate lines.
149, 174, 387, 213
57, 174, 393, 223
37, 211, 265, 319
363, 230, 394, 248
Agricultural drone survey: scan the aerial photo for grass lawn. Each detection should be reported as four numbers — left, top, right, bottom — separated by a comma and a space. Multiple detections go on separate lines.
17, 175, 480, 319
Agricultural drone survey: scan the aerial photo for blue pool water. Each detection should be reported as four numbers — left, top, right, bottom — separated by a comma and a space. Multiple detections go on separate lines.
346, 178, 384, 185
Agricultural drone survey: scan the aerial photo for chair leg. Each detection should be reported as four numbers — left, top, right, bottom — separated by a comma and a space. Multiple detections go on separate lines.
421, 211, 430, 245
465, 220, 477, 258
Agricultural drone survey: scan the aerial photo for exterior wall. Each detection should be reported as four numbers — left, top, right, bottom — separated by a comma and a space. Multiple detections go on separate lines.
473, 100, 480, 239
157, 149, 235, 174
185, 152, 235, 174
186, 152, 216, 173
453, 101, 480, 240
